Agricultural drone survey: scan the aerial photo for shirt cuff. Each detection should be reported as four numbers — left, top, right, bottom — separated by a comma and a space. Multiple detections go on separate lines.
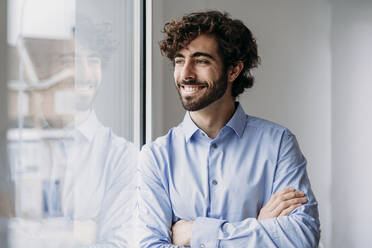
191, 217, 225, 248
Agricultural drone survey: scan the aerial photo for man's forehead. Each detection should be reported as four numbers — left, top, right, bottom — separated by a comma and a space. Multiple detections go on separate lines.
176, 34, 219, 56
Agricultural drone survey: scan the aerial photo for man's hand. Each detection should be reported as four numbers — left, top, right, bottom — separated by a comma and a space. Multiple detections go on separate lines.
258, 187, 307, 221
171, 219, 193, 246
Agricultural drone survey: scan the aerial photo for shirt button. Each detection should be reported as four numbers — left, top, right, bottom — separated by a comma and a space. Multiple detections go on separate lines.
212, 179, 218, 185
200, 244, 206, 248
212, 143, 217, 148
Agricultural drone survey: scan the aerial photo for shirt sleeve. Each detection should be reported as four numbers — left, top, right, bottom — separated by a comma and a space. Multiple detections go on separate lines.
191, 130, 320, 248
137, 145, 180, 248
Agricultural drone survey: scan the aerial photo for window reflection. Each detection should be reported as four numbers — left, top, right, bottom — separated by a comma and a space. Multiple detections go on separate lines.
6, 1, 137, 247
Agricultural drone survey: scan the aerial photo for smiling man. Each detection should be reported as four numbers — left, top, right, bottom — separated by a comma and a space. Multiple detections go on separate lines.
138, 11, 320, 247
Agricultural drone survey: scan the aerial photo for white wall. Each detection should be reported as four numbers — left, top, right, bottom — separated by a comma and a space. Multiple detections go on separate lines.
152, 0, 332, 246
331, 1, 372, 247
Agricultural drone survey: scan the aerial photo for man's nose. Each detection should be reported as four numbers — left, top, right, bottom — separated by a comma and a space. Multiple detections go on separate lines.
181, 61, 195, 81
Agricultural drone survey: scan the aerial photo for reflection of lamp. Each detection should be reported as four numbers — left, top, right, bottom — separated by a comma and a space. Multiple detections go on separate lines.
8, 0, 75, 46
7, 0, 76, 127
8, 39, 74, 91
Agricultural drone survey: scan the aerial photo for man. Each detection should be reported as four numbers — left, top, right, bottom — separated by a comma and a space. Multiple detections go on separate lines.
138, 11, 320, 247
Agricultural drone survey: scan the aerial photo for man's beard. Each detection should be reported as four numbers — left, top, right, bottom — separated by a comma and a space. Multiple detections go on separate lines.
176, 73, 228, 112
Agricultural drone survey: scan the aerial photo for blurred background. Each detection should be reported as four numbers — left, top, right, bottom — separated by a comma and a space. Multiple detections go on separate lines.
1, 0, 372, 247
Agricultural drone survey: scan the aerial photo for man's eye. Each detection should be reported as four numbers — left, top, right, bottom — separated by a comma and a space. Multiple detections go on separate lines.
196, 59, 209, 64
174, 60, 184, 64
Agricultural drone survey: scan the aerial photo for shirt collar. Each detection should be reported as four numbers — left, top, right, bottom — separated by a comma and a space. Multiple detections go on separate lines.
181, 102, 247, 142
225, 103, 246, 138
181, 111, 200, 142
75, 110, 102, 142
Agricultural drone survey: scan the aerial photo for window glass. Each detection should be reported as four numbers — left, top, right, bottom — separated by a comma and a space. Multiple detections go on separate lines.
4, 0, 138, 246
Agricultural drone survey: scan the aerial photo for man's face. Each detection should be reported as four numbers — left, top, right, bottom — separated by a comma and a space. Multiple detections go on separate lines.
24, 38, 102, 127
173, 34, 228, 111
62, 41, 102, 112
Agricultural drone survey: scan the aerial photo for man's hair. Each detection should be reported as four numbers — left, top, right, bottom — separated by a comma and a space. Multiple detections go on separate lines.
75, 15, 119, 67
159, 10, 260, 98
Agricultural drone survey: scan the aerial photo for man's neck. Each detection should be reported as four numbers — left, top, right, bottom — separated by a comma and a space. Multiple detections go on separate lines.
189, 95, 236, 139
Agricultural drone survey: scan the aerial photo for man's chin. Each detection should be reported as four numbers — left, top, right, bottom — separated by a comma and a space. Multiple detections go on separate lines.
178, 90, 216, 111
181, 99, 209, 112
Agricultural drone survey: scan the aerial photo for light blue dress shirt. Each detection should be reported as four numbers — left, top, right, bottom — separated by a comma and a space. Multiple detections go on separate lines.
138, 103, 320, 248
59, 111, 138, 247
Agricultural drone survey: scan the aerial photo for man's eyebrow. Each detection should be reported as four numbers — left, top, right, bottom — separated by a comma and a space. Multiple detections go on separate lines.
173, 52, 215, 60
174, 53, 184, 59
191, 52, 215, 60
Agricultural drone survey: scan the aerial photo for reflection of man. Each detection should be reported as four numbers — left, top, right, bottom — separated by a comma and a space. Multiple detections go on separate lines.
37, 37, 137, 246
9, 27, 137, 246
139, 11, 320, 247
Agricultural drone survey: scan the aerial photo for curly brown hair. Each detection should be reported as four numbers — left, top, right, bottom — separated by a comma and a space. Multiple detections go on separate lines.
159, 10, 260, 98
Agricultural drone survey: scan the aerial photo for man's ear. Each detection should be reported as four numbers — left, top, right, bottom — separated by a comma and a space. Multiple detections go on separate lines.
227, 61, 244, 83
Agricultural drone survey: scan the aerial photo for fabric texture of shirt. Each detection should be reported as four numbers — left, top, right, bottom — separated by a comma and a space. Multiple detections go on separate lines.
138, 103, 320, 248
59, 111, 138, 247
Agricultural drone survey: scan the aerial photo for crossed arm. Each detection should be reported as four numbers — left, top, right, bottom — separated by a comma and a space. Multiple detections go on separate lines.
171, 187, 308, 246
138, 132, 320, 247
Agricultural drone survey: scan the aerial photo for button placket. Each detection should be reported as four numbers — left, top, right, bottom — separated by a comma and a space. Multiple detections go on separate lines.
208, 140, 220, 217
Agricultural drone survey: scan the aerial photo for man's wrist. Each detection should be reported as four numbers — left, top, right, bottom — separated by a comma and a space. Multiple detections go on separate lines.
191, 217, 225, 248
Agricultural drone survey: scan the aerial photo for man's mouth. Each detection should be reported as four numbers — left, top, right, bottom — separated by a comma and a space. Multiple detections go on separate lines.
180, 84, 207, 96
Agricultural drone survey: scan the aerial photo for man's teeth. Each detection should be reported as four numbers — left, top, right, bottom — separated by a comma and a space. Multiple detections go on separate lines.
183, 85, 203, 92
